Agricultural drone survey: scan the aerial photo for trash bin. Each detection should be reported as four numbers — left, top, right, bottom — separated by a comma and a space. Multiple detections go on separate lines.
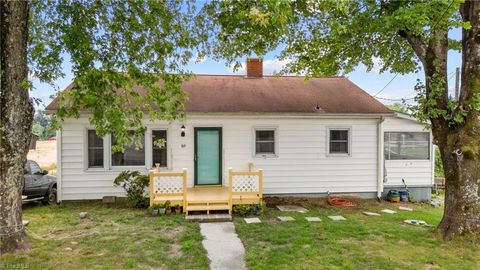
399, 190, 409, 202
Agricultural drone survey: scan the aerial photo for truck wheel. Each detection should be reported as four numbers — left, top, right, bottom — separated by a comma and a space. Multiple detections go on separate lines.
42, 188, 57, 205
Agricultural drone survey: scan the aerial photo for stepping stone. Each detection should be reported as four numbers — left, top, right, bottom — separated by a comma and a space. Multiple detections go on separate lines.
277, 216, 295, 222
79, 212, 89, 219
328, 215, 346, 221
399, 206, 413, 211
363, 211, 381, 216
381, 209, 396, 214
277, 205, 308, 213
244, 218, 261, 224
305, 217, 321, 222
403, 219, 427, 225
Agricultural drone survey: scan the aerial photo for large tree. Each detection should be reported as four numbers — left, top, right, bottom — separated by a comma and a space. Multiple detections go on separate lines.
1, 0, 204, 253
201, 0, 479, 240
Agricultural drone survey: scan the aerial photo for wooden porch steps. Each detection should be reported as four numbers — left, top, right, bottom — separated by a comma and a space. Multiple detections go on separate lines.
185, 187, 232, 215
187, 203, 230, 212
185, 214, 232, 222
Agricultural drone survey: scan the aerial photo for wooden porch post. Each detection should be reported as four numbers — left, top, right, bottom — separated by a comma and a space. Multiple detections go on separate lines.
149, 172, 154, 207
258, 169, 263, 199
228, 168, 233, 214
182, 168, 187, 214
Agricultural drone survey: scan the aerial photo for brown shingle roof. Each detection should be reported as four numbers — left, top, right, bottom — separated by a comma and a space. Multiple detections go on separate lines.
45, 75, 391, 114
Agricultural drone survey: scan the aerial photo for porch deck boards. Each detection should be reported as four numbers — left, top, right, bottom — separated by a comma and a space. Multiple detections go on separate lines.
187, 187, 230, 203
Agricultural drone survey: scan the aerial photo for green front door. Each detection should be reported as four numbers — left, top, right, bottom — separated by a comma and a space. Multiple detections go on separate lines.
194, 127, 222, 185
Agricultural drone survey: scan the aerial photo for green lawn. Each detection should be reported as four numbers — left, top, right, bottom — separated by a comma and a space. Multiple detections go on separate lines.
0, 202, 209, 270
2, 199, 479, 270
235, 198, 480, 270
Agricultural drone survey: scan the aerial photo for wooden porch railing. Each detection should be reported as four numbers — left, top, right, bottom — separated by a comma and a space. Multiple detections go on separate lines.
149, 169, 187, 209
228, 168, 263, 205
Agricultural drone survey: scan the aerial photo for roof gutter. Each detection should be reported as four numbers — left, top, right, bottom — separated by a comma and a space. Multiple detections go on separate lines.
377, 116, 386, 199
43, 110, 395, 119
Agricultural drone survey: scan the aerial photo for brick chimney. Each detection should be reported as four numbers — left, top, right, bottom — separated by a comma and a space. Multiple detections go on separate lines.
246, 58, 263, 77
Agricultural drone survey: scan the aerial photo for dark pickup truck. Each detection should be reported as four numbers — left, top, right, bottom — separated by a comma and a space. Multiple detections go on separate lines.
24, 160, 57, 205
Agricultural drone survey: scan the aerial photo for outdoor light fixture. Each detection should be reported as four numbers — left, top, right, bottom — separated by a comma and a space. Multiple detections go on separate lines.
181, 125, 186, 137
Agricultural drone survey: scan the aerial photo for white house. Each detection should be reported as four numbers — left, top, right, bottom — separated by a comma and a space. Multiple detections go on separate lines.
45, 59, 434, 203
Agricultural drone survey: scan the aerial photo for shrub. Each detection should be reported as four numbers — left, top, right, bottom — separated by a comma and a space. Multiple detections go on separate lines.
114, 170, 149, 208
251, 200, 266, 215
233, 202, 266, 216
233, 204, 251, 216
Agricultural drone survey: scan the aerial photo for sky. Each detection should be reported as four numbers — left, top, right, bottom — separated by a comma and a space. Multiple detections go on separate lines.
32, 29, 463, 110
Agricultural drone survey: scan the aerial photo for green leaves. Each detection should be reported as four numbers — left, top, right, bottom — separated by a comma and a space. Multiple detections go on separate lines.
31, 0, 204, 151
201, 0, 471, 126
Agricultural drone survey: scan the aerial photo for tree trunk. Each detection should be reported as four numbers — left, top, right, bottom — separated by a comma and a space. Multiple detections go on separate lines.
0, 0, 32, 253
437, 1, 480, 241
438, 133, 480, 240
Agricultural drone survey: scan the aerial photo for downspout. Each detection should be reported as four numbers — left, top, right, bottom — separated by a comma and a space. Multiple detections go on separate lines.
56, 129, 62, 203
377, 116, 385, 199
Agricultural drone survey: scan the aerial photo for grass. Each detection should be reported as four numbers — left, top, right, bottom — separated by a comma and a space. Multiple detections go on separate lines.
235, 198, 480, 270
2, 199, 479, 270
0, 202, 209, 270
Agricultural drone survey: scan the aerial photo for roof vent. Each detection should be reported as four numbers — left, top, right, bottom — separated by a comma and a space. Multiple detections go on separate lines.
246, 58, 263, 78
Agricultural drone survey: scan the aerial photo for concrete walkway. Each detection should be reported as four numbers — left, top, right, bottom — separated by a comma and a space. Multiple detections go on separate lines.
200, 222, 246, 270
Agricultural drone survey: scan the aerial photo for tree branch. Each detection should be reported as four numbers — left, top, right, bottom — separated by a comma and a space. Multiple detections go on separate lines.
398, 30, 427, 65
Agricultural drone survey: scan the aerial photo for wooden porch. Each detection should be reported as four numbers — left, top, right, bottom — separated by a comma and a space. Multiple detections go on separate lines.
149, 168, 263, 215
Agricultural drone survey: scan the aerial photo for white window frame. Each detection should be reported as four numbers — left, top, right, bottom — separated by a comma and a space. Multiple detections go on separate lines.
253, 127, 278, 158
146, 127, 170, 170
83, 128, 108, 172
110, 131, 147, 169
384, 131, 431, 161
326, 127, 352, 157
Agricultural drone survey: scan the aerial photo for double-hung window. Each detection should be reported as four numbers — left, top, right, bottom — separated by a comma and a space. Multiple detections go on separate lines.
87, 130, 104, 168
152, 130, 167, 167
255, 129, 276, 156
111, 131, 145, 166
328, 128, 350, 155
384, 132, 430, 160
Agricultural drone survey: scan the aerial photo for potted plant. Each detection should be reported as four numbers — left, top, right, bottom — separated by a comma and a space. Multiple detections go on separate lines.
164, 200, 172, 215
149, 205, 161, 216
174, 204, 182, 214
158, 204, 166, 215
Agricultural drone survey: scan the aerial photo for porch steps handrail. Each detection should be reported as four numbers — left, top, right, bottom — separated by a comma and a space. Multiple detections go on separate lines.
149, 169, 187, 210
228, 168, 263, 205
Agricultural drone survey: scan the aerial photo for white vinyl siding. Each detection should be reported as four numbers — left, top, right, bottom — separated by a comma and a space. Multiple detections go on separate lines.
57, 114, 432, 200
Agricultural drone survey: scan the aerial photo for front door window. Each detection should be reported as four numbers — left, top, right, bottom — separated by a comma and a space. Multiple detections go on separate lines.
195, 128, 222, 185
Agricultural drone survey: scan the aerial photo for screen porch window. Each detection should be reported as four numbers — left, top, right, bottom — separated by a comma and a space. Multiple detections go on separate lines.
329, 129, 350, 154
152, 130, 167, 167
111, 131, 145, 166
384, 132, 430, 160
87, 130, 104, 168
255, 129, 276, 155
